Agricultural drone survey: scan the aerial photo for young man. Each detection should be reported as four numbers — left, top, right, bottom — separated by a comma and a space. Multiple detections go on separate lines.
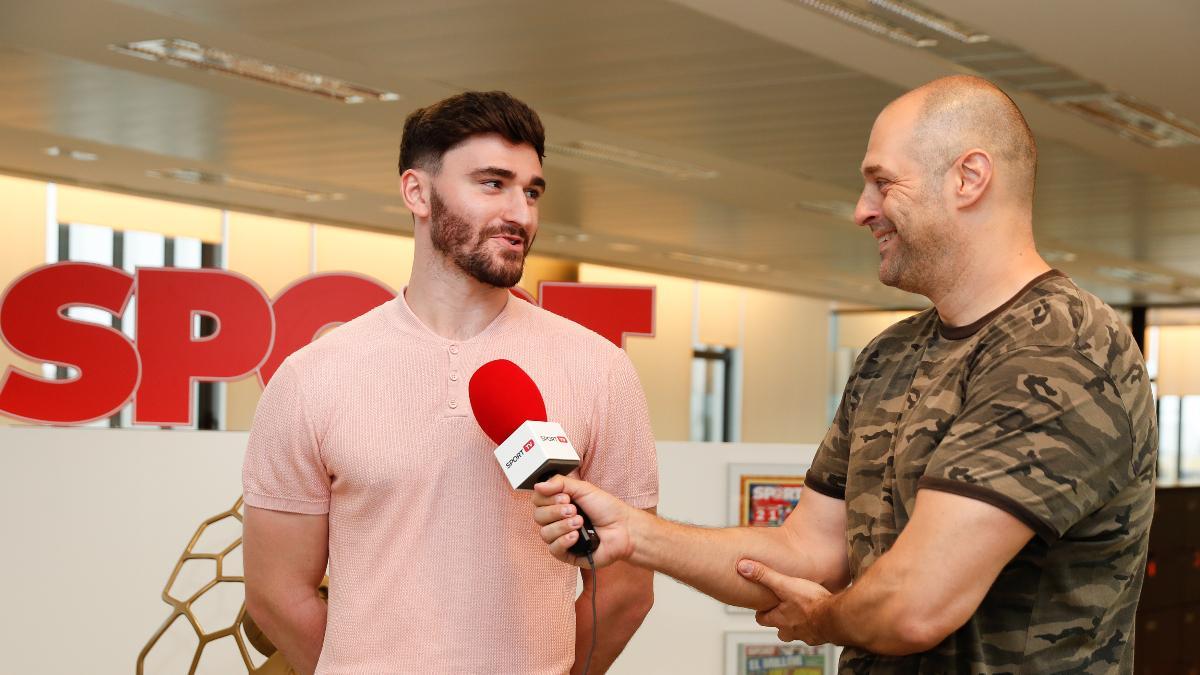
243, 91, 657, 675
533, 76, 1156, 673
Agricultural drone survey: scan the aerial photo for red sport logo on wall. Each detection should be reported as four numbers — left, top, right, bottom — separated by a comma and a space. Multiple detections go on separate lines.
0, 262, 655, 426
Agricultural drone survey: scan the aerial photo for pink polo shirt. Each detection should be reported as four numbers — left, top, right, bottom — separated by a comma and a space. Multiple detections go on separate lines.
242, 292, 659, 675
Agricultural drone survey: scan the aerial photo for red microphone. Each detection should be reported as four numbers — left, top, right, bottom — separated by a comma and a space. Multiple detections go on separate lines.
469, 359, 599, 556
469, 359, 547, 445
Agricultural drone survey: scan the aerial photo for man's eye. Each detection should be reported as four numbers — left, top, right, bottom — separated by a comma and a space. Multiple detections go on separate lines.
875, 179, 891, 193
482, 180, 502, 189
525, 189, 542, 200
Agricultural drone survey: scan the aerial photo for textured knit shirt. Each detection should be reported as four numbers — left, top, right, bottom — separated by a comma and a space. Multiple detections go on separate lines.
242, 292, 659, 675
807, 270, 1156, 674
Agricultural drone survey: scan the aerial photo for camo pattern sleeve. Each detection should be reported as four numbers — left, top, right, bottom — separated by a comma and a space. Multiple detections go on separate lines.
918, 343, 1136, 539
806, 348, 870, 501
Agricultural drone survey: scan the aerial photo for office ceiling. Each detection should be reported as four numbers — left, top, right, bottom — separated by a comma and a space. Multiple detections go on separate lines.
0, 0, 1197, 308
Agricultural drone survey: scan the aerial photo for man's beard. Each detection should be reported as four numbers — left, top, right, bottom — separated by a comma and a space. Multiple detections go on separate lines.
429, 189, 531, 288
876, 204, 960, 296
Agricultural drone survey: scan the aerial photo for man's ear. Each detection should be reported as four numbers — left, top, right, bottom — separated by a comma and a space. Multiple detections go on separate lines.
400, 168, 432, 219
954, 149, 993, 210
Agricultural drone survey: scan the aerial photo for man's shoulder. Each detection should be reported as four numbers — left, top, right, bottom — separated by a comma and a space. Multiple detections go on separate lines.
982, 274, 1136, 371
278, 299, 397, 375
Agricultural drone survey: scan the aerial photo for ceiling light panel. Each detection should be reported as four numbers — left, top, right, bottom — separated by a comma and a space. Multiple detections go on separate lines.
1055, 94, 1200, 148
45, 146, 98, 161
866, 4, 1200, 149
784, 0, 937, 48
146, 168, 345, 202
111, 39, 401, 104
867, 0, 989, 43
546, 141, 719, 180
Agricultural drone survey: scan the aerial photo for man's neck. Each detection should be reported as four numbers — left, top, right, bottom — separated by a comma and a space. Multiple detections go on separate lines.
405, 255, 511, 341
929, 245, 1050, 328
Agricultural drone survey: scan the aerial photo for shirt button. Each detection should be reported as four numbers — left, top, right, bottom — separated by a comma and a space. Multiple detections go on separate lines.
448, 400, 458, 409
450, 372, 459, 382
449, 345, 459, 355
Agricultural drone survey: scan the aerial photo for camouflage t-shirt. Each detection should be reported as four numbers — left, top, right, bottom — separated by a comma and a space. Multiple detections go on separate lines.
807, 270, 1157, 674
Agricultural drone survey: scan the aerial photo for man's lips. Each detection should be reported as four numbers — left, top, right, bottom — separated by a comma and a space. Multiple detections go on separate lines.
490, 234, 525, 251
871, 227, 897, 249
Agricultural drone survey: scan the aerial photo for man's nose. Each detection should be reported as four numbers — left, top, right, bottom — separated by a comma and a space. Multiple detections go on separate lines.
503, 189, 535, 228
854, 190, 879, 227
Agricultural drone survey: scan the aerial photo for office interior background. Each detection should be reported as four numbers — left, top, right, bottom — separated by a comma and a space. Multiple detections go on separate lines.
0, 1, 1197, 673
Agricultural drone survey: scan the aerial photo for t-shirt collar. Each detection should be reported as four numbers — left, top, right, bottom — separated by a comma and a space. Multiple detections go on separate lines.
387, 287, 523, 344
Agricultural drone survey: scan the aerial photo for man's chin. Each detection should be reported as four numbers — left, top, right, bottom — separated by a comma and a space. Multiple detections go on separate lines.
878, 264, 900, 289
470, 264, 525, 289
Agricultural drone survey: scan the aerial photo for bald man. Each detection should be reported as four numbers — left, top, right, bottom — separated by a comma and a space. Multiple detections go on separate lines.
531, 76, 1156, 673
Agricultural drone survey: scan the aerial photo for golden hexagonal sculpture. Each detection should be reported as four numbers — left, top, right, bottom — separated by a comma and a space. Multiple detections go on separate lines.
136, 497, 298, 674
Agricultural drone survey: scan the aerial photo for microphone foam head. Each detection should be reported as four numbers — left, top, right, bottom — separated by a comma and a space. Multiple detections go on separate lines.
468, 359, 548, 445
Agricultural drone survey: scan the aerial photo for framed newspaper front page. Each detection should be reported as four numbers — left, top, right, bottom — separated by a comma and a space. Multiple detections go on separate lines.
724, 631, 834, 675
727, 463, 807, 528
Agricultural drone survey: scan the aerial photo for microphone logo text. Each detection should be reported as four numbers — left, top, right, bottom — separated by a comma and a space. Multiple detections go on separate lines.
505, 438, 536, 469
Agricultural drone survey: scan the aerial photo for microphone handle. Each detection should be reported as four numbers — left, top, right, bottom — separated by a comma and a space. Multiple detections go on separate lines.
568, 506, 600, 557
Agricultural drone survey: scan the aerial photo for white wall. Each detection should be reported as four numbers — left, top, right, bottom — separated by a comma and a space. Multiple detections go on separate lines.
0, 427, 253, 674
741, 290, 830, 443
0, 428, 818, 674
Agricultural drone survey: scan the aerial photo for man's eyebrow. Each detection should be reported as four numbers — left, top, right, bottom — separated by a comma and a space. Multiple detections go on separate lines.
471, 166, 516, 180
861, 164, 883, 178
471, 166, 546, 190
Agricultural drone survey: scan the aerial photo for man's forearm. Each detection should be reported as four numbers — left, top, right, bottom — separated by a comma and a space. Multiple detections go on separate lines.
625, 511, 831, 610
810, 557, 942, 656
572, 571, 651, 674
249, 593, 328, 675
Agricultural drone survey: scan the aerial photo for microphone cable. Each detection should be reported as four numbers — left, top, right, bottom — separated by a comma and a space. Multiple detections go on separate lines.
582, 549, 597, 675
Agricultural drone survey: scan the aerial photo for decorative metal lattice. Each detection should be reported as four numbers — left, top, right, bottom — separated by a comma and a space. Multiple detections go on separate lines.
137, 497, 292, 674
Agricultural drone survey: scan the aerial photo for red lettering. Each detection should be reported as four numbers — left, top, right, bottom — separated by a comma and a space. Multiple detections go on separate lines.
0, 266, 660, 426
538, 283, 655, 348
0, 262, 138, 423
259, 273, 395, 387
134, 269, 273, 426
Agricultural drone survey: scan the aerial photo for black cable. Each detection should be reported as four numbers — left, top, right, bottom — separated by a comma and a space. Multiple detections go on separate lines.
583, 550, 597, 675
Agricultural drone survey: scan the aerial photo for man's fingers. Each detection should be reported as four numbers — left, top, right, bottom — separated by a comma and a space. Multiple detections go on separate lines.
539, 515, 584, 545
737, 558, 787, 592
755, 607, 784, 629
546, 529, 582, 561
532, 502, 576, 526
535, 475, 592, 500
531, 477, 567, 505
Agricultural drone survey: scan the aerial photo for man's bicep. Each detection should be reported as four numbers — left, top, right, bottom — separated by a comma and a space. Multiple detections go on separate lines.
922, 345, 1135, 539
780, 488, 850, 589
886, 488, 1034, 630
244, 505, 329, 597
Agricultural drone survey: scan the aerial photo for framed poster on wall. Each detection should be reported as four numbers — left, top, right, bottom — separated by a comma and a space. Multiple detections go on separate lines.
727, 463, 808, 528
724, 631, 834, 675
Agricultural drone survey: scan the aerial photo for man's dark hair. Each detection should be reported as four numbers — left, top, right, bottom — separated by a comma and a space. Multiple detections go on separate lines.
398, 91, 545, 175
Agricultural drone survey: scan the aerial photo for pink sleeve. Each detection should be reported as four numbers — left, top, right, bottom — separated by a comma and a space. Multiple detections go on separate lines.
580, 349, 659, 509
241, 359, 331, 514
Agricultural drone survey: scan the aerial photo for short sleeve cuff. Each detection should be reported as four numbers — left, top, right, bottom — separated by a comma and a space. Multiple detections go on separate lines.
803, 470, 846, 500
243, 491, 330, 515
917, 476, 1057, 542
618, 491, 658, 510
